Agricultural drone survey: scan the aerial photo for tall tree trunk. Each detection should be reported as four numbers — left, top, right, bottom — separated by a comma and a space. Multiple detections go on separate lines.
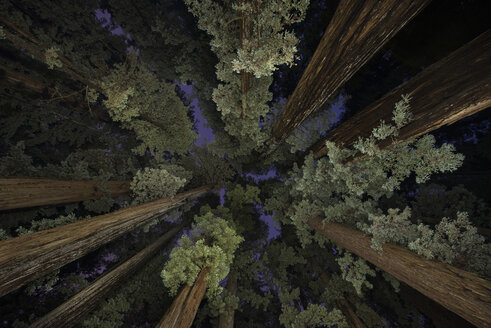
309, 30, 491, 160
157, 267, 210, 328
0, 178, 130, 211
0, 63, 111, 121
399, 283, 474, 328
29, 222, 185, 328
240, 0, 252, 120
312, 260, 367, 328
218, 272, 238, 328
263, 0, 430, 156
307, 217, 491, 328
0, 185, 212, 297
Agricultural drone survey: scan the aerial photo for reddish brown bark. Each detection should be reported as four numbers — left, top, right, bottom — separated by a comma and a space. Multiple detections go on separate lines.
309, 30, 491, 159
157, 267, 210, 328
29, 222, 185, 328
264, 0, 430, 155
0, 185, 212, 297
0, 63, 47, 93
399, 284, 474, 328
0, 178, 130, 211
307, 217, 491, 327
218, 272, 238, 328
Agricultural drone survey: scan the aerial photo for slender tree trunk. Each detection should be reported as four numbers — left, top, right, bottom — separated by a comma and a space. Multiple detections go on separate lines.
307, 217, 491, 328
399, 283, 474, 328
29, 222, 185, 328
240, 1, 252, 120
312, 260, 367, 328
157, 267, 210, 328
0, 63, 46, 93
263, 0, 430, 156
309, 30, 491, 159
0, 63, 111, 121
0, 185, 212, 297
218, 272, 238, 328
0, 178, 130, 211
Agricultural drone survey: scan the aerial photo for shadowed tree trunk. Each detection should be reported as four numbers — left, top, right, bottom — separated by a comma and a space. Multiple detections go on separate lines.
0, 185, 213, 297
29, 222, 186, 328
263, 0, 430, 156
309, 30, 491, 160
399, 283, 475, 328
0, 63, 111, 121
157, 267, 210, 328
307, 217, 491, 328
218, 272, 238, 328
240, 0, 252, 120
0, 178, 130, 211
312, 260, 367, 328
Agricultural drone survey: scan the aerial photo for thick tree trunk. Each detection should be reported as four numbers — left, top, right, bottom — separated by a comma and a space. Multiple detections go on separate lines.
218, 272, 238, 328
29, 222, 185, 328
309, 30, 491, 159
264, 0, 430, 155
0, 185, 212, 297
157, 267, 210, 328
312, 261, 367, 328
0, 178, 130, 211
307, 217, 491, 328
399, 283, 475, 328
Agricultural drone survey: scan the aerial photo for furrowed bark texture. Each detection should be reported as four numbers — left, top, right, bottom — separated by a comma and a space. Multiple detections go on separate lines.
29, 222, 185, 328
310, 30, 491, 159
0, 178, 130, 211
266, 0, 430, 155
0, 185, 212, 297
312, 261, 367, 328
399, 284, 475, 328
307, 217, 491, 328
218, 272, 238, 328
157, 267, 210, 328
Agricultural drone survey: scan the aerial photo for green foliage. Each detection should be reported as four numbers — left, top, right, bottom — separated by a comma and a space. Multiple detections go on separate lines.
336, 250, 376, 296
279, 288, 348, 328
161, 211, 243, 298
183, 0, 309, 157
130, 166, 188, 204
408, 212, 490, 276
230, 0, 310, 78
44, 47, 63, 69
101, 54, 197, 155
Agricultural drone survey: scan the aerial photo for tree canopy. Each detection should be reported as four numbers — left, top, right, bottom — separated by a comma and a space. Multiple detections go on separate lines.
0, 0, 490, 327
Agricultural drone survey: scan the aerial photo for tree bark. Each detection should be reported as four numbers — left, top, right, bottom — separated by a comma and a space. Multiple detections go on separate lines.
29, 222, 185, 328
306, 217, 491, 328
218, 272, 237, 328
399, 283, 475, 328
0, 185, 212, 297
0, 178, 130, 211
312, 260, 367, 328
264, 0, 430, 156
157, 267, 210, 328
309, 30, 491, 159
